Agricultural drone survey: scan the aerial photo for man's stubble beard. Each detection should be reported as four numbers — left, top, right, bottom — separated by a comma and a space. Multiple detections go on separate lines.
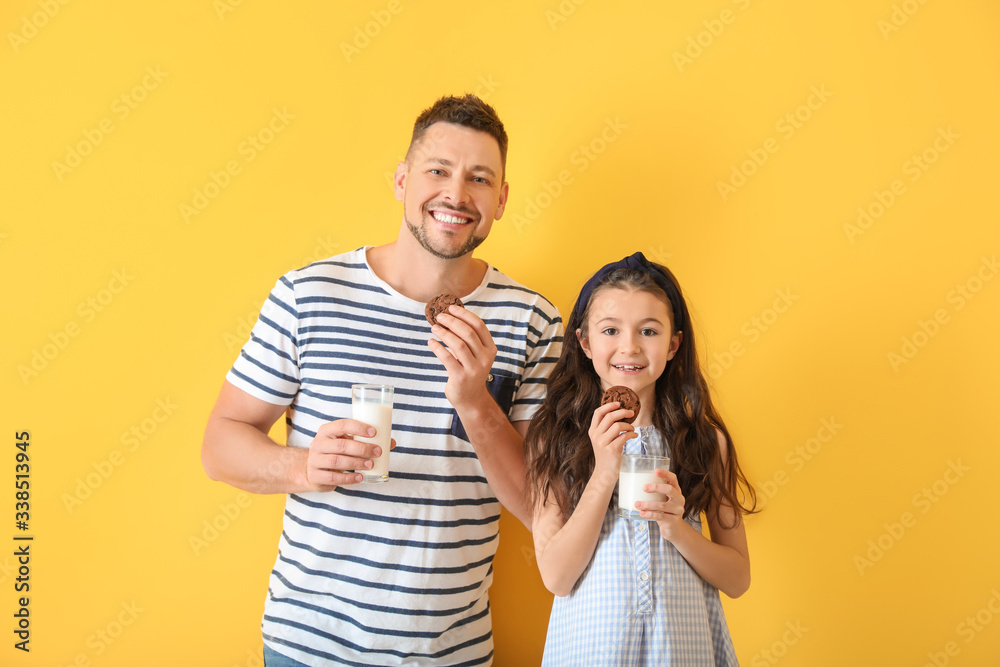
405, 212, 487, 260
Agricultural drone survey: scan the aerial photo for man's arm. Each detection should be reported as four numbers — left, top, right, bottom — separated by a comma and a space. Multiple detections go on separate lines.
450, 393, 533, 526
202, 381, 386, 495
427, 307, 534, 527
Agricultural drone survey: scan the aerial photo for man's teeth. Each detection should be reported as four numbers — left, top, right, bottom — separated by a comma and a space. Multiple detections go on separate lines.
433, 212, 469, 224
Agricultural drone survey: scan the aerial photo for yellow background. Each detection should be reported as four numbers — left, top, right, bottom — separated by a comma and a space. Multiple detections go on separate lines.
3, 0, 999, 665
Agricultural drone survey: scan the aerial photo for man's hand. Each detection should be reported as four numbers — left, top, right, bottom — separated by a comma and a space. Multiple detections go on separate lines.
427, 305, 496, 409
306, 419, 396, 491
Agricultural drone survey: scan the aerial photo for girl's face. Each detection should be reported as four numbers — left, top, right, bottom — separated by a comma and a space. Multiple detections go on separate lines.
577, 287, 682, 419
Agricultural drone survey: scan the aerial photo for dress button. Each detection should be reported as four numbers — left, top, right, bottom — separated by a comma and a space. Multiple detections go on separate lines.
637, 523, 647, 533
640, 571, 650, 582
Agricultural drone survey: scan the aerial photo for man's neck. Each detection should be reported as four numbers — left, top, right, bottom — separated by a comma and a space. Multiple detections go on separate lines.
367, 229, 488, 302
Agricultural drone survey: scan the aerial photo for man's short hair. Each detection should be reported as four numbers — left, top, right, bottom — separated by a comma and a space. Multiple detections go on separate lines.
406, 94, 508, 179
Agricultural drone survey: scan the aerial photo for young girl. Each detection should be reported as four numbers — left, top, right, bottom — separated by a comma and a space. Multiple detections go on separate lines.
526, 252, 758, 665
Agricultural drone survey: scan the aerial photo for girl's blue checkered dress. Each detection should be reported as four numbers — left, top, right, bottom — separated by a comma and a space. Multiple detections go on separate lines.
541, 426, 740, 666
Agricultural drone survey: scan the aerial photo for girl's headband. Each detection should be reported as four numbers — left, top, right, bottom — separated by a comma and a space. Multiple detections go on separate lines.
572, 252, 686, 333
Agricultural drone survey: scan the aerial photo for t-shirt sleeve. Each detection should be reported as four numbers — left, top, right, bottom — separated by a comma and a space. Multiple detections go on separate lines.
509, 302, 564, 423
226, 274, 301, 406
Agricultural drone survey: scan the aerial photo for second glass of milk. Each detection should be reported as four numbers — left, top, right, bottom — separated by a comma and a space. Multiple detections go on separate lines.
618, 454, 669, 519
351, 384, 394, 483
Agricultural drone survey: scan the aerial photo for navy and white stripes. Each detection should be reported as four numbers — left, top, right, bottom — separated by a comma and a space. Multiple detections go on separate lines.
228, 247, 562, 666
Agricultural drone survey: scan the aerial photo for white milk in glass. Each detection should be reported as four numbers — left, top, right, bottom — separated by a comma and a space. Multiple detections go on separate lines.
618, 471, 665, 512
351, 385, 393, 483
618, 454, 669, 520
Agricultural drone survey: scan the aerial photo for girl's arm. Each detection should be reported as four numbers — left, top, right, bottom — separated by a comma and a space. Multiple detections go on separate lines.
636, 430, 751, 598
532, 403, 636, 597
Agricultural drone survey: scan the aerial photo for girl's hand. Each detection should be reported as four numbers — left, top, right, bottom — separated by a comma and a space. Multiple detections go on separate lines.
588, 401, 636, 487
636, 469, 687, 542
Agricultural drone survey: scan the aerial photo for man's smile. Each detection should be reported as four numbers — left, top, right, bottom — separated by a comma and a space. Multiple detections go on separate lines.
430, 210, 474, 225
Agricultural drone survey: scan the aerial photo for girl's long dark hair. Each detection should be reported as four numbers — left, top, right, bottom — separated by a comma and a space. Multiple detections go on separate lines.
525, 266, 758, 528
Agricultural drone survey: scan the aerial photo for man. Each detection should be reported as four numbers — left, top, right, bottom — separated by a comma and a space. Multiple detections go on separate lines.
202, 94, 563, 666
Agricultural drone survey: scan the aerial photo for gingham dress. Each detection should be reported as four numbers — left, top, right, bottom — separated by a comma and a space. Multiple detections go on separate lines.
540, 426, 739, 666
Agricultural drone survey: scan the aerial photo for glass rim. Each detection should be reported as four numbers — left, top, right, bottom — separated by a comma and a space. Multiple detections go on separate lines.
620, 454, 669, 462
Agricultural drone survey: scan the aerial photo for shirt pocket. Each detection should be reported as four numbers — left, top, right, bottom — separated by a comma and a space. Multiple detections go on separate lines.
449, 371, 518, 442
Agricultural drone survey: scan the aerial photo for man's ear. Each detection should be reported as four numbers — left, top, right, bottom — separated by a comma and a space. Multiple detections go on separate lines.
494, 181, 509, 219
393, 162, 407, 202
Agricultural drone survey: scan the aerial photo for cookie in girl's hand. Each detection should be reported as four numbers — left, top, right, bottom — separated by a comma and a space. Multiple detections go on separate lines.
601, 386, 640, 424
425, 294, 464, 326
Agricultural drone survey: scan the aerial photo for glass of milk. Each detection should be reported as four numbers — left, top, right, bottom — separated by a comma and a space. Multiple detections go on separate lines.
351, 384, 394, 483
618, 454, 669, 519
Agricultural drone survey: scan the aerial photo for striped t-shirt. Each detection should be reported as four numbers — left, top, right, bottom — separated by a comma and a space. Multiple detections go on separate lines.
227, 247, 563, 666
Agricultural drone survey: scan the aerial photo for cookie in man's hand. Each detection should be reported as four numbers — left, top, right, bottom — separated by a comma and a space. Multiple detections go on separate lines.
425, 294, 464, 326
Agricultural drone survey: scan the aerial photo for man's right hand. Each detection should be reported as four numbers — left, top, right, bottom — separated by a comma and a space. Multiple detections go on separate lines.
203, 381, 396, 496
306, 419, 395, 491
